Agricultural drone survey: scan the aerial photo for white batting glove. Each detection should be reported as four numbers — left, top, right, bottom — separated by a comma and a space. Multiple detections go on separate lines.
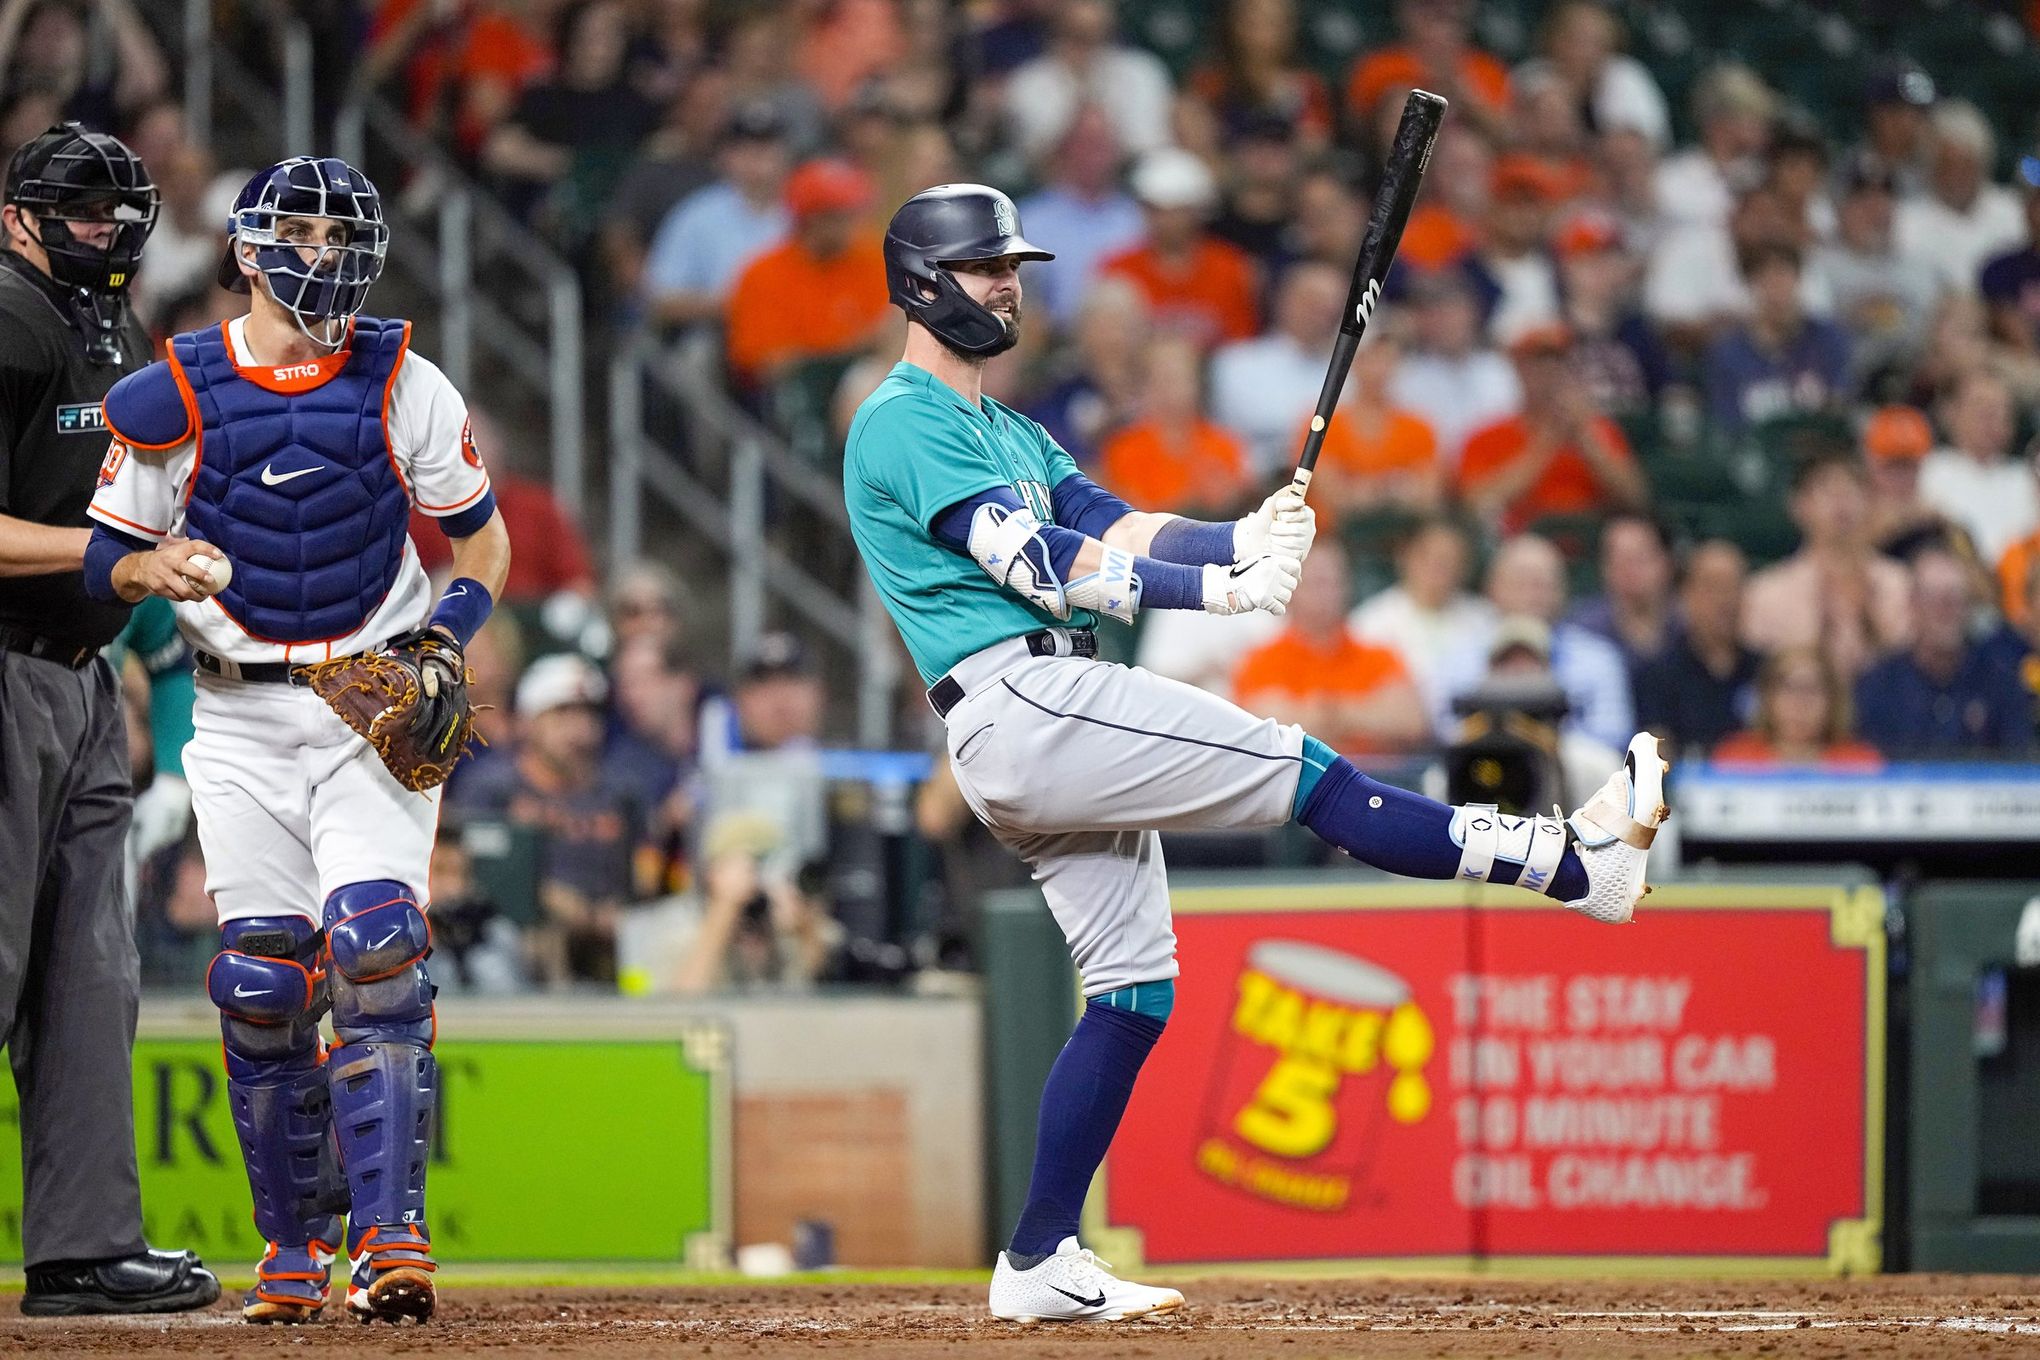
1203, 554, 1301, 616
1234, 487, 1316, 565
129, 772, 192, 864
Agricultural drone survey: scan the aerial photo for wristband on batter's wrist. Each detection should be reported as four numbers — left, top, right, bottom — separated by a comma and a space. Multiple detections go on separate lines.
428, 577, 493, 647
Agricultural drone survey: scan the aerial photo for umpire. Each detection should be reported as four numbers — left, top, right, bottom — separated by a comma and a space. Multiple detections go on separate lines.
0, 123, 217, 1315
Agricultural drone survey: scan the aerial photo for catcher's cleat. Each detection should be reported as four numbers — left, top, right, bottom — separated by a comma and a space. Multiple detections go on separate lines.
989, 1237, 1184, 1324
345, 1224, 436, 1325
242, 1230, 339, 1324
1561, 732, 1672, 924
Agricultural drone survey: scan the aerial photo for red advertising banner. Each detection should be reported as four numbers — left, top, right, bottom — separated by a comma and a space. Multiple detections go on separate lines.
1094, 882, 1884, 1273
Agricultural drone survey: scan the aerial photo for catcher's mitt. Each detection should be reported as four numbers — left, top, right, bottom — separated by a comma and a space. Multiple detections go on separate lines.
297, 629, 484, 792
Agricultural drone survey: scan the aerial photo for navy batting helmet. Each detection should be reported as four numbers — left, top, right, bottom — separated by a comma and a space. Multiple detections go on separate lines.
3, 121, 157, 296
882, 184, 1053, 358
218, 157, 388, 333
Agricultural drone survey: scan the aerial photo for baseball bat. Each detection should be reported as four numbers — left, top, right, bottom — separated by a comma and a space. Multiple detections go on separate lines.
1290, 89, 1449, 498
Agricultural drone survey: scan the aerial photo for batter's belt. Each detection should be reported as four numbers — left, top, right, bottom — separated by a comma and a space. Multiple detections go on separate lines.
927, 627, 1097, 717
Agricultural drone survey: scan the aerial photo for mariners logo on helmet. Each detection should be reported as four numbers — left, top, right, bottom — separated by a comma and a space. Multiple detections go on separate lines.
882, 184, 1055, 359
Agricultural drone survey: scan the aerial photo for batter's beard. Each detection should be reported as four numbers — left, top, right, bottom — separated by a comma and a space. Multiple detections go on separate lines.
946, 299, 1023, 364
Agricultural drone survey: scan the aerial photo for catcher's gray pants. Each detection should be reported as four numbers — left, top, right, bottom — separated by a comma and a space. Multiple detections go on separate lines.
939, 633, 1305, 997
185, 674, 441, 924
0, 651, 147, 1266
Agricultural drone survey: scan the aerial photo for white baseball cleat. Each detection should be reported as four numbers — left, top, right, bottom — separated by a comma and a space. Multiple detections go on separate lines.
988, 1237, 1184, 1323
1561, 732, 1672, 924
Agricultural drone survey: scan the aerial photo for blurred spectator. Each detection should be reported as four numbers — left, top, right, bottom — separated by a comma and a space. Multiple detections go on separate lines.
362, 0, 550, 159
134, 823, 216, 988
1475, 155, 1563, 344
699, 632, 825, 767
1185, 0, 1333, 149
1633, 539, 1759, 757
1308, 325, 1442, 520
458, 611, 527, 761
1854, 547, 2035, 758
1026, 274, 1149, 464
1767, 120, 1835, 243
456, 654, 652, 985
1208, 112, 1303, 265
1133, 604, 1282, 701
0, 0, 167, 131
1742, 449, 1912, 679
607, 559, 686, 651
1209, 261, 1342, 472
1702, 243, 1851, 435
1850, 60, 1935, 201
1863, 404, 1962, 558
1101, 147, 1259, 347
1290, 160, 1366, 273
1502, 64, 1595, 205
714, 6, 828, 153
1350, 515, 1487, 716
1981, 161, 2040, 354
643, 99, 791, 330
1396, 124, 1488, 273
1597, 117, 1663, 252
1015, 104, 1143, 329
1097, 334, 1252, 515
605, 71, 732, 309
1712, 646, 1882, 768
1811, 153, 1944, 382
1894, 100, 2024, 295
1458, 325, 1645, 534
606, 632, 699, 900
426, 818, 528, 994
1003, 0, 1173, 164
1646, 183, 1825, 342
1654, 64, 1774, 232
481, 0, 662, 243
1998, 441, 2040, 629
1345, 0, 1508, 138
1921, 370, 2038, 563
1555, 208, 1667, 416
126, 111, 238, 328
1434, 533, 1635, 751
668, 820, 842, 994
1233, 538, 1429, 755
792, 0, 905, 112
1526, 0, 1669, 152
724, 158, 887, 387
1393, 268, 1521, 464
1566, 512, 1674, 666
1470, 613, 1623, 805
409, 412, 597, 603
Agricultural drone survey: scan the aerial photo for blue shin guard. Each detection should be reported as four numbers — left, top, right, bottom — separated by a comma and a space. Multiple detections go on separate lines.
323, 882, 438, 1296
209, 917, 346, 1317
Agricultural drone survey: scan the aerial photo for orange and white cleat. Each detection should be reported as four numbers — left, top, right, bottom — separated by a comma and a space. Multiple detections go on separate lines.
242, 1231, 339, 1324
1561, 732, 1672, 924
344, 1224, 436, 1325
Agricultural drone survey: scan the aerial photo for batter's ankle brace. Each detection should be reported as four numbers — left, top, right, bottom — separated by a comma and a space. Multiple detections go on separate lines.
324, 881, 437, 1232
1449, 804, 1569, 893
209, 917, 348, 1245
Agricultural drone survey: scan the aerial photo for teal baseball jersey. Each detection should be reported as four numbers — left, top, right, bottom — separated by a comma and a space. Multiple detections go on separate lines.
107, 595, 194, 779
845, 361, 1096, 684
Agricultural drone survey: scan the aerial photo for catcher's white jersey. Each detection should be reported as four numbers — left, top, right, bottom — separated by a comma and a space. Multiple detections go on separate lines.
87, 314, 490, 665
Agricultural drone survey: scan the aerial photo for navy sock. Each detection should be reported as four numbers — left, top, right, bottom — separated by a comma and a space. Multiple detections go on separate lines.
1296, 752, 1589, 902
1008, 1002, 1165, 1259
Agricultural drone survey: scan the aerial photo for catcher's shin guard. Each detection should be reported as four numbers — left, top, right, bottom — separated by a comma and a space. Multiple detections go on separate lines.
323, 881, 438, 1323
209, 917, 347, 1322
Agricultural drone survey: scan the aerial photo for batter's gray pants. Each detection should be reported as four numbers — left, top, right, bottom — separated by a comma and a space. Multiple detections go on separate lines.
940, 633, 1305, 998
0, 651, 146, 1266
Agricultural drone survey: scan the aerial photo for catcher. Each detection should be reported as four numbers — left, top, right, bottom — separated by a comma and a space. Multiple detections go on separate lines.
80, 157, 508, 1326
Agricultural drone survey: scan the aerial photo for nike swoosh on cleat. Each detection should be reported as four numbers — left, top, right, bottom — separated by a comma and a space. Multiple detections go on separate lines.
1050, 1287, 1107, 1308
261, 463, 325, 486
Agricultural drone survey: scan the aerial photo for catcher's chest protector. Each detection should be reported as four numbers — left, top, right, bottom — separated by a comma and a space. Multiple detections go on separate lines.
173, 318, 412, 643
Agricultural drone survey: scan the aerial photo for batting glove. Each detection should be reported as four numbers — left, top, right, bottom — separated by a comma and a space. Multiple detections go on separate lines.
1203, 553, 1301, 616
1235, 487, 1317, 565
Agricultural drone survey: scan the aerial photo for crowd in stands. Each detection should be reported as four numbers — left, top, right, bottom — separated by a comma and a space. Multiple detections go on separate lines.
15, 0, 2040, 990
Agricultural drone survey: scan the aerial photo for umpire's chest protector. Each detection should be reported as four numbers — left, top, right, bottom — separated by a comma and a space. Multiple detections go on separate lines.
168, 318, 411, 643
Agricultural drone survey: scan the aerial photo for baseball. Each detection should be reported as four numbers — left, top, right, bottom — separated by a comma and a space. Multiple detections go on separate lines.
185, 551, 232, 595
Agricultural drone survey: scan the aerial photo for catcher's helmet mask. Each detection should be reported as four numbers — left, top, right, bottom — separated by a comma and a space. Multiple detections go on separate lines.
219, 156, 388, 350
883, 183, 1053, 360
3, 121, 158, 363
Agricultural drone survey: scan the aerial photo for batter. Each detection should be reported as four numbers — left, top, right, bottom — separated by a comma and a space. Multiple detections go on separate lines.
80, 157, 510, 1326
847, 184, 1670, 1323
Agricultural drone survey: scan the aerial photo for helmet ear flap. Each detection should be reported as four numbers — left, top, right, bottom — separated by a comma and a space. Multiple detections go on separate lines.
907, 265, 1011, 356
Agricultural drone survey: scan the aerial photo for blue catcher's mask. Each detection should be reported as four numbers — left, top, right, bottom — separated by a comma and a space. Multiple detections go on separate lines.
216, 157, 388, 349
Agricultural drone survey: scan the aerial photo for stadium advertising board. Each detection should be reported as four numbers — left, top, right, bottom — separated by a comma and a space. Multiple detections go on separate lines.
1094, 883, 1883, 1273
0, 1033, 731, 1265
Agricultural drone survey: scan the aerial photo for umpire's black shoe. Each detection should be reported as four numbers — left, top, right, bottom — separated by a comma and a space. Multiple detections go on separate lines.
22, 1248, 222, 1316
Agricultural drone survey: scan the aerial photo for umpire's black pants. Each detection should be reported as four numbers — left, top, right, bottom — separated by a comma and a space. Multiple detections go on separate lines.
0, 650, 145, 1266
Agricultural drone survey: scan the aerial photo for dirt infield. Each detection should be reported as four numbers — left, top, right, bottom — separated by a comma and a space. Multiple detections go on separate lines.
8, 1275, 2040, 1357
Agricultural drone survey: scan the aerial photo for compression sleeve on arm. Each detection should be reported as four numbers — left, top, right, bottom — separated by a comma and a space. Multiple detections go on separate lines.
82, 522, 150, 602
1049, 472, 1135, 541
935, 486, 1084, 577
1147, 516, 1237, 566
